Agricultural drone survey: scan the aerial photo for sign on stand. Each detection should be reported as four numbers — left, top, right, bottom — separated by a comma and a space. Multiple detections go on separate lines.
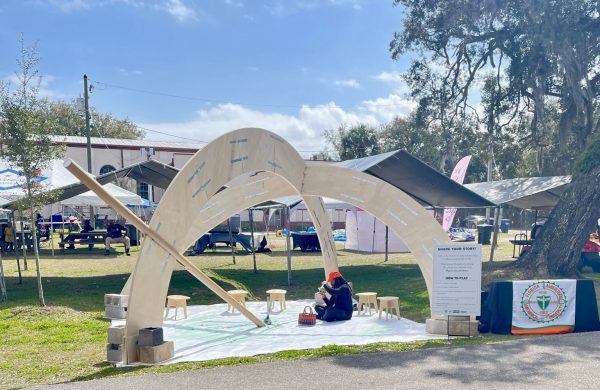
432, 244, 482, 316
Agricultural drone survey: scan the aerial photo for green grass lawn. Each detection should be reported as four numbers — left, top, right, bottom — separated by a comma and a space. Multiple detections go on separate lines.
0, 230, 597, 389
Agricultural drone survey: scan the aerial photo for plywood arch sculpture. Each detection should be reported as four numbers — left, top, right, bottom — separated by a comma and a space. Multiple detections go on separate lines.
64, 127, 450, 364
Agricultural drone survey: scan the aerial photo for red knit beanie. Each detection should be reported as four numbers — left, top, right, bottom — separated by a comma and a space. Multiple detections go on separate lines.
327, 271, 343, 283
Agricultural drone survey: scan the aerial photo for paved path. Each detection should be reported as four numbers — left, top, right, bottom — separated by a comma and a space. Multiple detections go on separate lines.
33, 332, 600, 390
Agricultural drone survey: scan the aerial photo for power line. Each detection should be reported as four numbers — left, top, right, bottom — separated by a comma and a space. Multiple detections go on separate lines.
89, 79, 303, 109
134, 125, 209, 144
88, 78, 413, 110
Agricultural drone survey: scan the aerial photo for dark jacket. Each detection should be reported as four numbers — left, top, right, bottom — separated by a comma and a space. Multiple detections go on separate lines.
107, 223, 126, 239
322, 283, 353, 320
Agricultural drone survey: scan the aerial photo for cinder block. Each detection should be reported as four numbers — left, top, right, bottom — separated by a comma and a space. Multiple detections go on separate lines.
105, 305, 127, 320
138, 341, 174, 364
104, 294, 128, 307
107, 343, 125, 363
108, 325, 125, 344
138, 327, 164, 347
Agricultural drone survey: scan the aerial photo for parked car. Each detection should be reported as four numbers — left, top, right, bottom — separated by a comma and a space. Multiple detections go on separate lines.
462, 215, 486, 229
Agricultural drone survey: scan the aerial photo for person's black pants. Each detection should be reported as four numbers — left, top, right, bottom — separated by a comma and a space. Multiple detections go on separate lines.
314, 305, 351, 322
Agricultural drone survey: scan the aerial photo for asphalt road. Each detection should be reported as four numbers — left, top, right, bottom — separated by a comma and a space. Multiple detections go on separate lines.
32, 331, 600, 390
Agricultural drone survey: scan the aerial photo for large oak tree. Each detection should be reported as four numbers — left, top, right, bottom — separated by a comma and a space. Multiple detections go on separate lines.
391, 0, 599, 275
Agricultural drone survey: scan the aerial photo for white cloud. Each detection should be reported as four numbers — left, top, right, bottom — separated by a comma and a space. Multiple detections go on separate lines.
165, 0, 196, 22
42, 0, 92, 12
224, 0, 244, 7
38, 0, 200, 22
139, 93, 415, 154
2, 73, 65, 99
359, 94, 416, 123
266, 0, 364, 16
334, 79, 360, 88
373, 71, 404, 85
118, 67, 143, 76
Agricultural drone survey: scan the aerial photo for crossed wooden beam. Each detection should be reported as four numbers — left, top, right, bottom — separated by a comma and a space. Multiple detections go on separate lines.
64, 158, 265, 327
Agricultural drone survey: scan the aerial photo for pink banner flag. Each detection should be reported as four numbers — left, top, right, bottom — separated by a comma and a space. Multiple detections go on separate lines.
442, 155, 472, 231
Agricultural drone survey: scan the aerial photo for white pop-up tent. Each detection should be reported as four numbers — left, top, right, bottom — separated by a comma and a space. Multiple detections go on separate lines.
61, 183, 142, 207
290, 197, 355, 225
0, 159, 77, 199
345, 210, 409, 253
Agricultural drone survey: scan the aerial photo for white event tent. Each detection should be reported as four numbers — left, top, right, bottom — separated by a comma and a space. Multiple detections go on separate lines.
61, 183, 142, 207
345, 210, 410, 253
0, 159, 142, 207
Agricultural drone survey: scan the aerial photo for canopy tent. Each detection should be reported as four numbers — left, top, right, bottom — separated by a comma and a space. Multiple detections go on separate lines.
97, 159, 179, 191
465, 176, 571, 210
0, 159, 78, 200
61, 183, 142, 207
0, 159, 177, 210
289, 197, 356, 226
335, 150, 495, 209
248, 150, 496, 212
345, 210, 410, 253
464, 176, 572, 265
127, 198, 158, 209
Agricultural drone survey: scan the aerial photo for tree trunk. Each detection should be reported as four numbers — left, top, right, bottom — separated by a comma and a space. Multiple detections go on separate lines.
517, 165, 600, 276
25, 183, 45, 306
0, 251, 7, 301
11, 211, 23, 285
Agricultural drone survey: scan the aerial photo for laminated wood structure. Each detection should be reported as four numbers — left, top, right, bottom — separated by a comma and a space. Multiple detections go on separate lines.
65, 127, 450, 363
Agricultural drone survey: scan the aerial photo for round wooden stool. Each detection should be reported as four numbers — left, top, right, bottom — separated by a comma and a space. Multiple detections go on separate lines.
266, 289, 287, 311
227, 289, 249, 313
356, 292, 378, 315
165, 295, 190, 320
377, 296, 400, 320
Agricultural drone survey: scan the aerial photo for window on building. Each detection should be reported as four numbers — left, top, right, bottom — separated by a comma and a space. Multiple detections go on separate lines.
137, 181, 149, 200
99, 164, 117, 175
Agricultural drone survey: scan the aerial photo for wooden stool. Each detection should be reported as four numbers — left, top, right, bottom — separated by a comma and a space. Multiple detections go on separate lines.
266, 289, 287, 311
227, 289, 249, 313
165, 295, 190, 320
377, 296, 400, 320
356, 292, 378, 315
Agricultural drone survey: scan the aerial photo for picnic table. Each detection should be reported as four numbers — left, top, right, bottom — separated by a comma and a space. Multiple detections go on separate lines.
291, 232, 321, 252
60, 229, 107, 251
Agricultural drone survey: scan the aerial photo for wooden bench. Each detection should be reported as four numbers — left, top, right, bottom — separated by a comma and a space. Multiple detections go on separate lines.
60, 231, 107, 251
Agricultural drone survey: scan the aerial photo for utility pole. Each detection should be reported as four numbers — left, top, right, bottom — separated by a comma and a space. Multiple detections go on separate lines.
84, 75, 92, 172
83, 74, 94, 225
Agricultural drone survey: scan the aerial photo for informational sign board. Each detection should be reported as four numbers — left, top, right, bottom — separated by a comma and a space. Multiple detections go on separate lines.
431, 244, 482, 316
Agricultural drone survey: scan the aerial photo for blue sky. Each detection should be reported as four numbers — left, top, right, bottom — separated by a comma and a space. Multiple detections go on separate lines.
0, 0, 416, 154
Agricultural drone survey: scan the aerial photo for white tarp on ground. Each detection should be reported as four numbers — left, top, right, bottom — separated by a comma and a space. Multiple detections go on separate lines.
113, 300, 439, 364
61, 183, 142, 207
345, 210, 410, 253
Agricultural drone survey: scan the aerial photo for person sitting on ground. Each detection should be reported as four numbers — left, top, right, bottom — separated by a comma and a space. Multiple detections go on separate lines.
105, 219, 130, 256
256, 235, 272, 253
314, 271, 353, 322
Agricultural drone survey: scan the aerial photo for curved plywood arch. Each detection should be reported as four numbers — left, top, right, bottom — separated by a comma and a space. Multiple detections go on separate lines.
123, 128, 339, 362
108, 127, 451, 363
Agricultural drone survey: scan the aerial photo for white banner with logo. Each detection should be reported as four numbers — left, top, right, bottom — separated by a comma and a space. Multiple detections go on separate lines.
512, 280, 576, 334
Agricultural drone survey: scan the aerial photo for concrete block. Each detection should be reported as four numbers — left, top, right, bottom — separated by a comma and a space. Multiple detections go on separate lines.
104, 294, 128, 307
105, 305, 127, 320
426, 317, 480, 336
108, 325, 125, 344
107, 343, 125, 363
138, 341, 174, 364
138, 327, 164, 347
